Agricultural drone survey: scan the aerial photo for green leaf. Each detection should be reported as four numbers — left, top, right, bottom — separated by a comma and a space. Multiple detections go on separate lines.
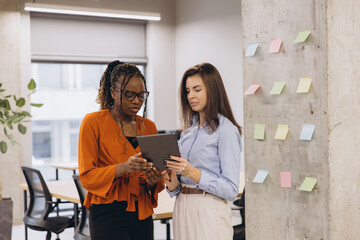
28, 79, 36, 90
0, 141, 7, 154
13, 115, 25, 124
0, 99, 11, 110
16, 97, 26, 107
31, 103, 43, 107
20, 111, 32, 117
18, 123, 27, 134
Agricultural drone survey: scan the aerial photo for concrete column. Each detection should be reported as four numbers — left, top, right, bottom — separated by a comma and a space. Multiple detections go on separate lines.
242, 0, 360, 239
242, 0, 328, 239
0, 0, 32, 224
327, 0, 360, 239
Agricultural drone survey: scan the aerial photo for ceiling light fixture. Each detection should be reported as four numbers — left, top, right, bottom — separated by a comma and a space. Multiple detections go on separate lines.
24, 3, 161, 21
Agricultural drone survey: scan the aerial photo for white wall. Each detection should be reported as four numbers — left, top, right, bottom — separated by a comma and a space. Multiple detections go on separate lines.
175, 0, 243, 127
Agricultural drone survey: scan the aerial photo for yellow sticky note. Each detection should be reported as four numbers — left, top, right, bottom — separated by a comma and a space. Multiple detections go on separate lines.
274, 124, 289, 140
254, 124, 265, 140
296, 78, 312, 93
299, 177, 317, 192
294, 30, 311, 44
269, 81, 286, 95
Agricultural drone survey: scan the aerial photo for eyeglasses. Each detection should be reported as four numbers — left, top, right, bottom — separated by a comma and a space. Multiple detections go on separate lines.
113, 87, 149, 102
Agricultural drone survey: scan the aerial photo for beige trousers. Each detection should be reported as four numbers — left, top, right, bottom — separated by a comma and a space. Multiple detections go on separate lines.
172, 191, 233, 240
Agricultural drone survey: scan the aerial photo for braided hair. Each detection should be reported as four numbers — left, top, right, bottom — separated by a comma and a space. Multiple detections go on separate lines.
96, 60, 148, 135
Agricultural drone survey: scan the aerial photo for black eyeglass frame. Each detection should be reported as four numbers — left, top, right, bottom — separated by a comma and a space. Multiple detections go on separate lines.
112, 87, 149, 102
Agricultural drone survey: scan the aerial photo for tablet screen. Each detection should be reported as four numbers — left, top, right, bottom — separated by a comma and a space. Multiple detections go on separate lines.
137, 133, 180, 171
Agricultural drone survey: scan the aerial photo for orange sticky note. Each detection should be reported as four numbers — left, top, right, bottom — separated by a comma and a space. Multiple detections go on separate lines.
280, 172, 292, 188
269, 38, 282, 53
245, 84, 260, 95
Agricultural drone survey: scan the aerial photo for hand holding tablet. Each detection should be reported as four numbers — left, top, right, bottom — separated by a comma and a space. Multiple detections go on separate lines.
137, 133, 180, 171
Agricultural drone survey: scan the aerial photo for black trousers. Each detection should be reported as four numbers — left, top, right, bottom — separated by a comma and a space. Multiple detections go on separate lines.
89, 201, 154, 240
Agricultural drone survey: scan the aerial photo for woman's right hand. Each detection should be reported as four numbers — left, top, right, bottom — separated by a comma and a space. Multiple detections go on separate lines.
124, 152, 153, 173
162, 170, 179, 191
115, 153, 153, 179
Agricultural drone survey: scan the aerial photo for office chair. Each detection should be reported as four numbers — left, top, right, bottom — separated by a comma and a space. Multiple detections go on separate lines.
232, 189, 245, 240
21, 166, 74, 240
72, 175, 91, 240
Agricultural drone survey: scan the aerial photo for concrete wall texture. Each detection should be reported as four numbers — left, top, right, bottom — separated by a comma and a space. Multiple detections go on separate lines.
242, 0, 360, 239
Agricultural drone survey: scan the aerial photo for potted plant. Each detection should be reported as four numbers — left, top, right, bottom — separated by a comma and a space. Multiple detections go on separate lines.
0, 79, 42, 239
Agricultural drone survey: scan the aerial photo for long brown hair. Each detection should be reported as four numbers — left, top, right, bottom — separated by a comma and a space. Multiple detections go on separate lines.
179, 63, 242, 135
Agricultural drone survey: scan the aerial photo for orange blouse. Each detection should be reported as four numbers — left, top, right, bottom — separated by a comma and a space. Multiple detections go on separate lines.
78, 110, 164, 220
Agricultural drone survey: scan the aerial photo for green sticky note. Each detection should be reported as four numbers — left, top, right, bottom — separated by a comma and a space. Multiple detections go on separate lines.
294, 30, 311, 43
254, 124, 265, 140
269, 81, 286, 95
299, 177, 317, 192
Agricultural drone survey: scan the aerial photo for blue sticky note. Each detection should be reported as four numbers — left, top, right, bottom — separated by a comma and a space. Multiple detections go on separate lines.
299, 124, 315, 140
252, 169, 269, 183
245, 42, 259, 57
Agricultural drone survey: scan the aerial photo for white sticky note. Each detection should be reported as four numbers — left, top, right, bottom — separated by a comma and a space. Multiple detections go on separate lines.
299, 124, 315, 140
245, 42, 259, 57
252, 169, 269, 183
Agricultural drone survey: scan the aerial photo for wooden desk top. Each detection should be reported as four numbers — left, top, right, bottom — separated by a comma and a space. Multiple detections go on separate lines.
51, 162, 78, 171
19, 180, 80, 204
19, 180, 174, 220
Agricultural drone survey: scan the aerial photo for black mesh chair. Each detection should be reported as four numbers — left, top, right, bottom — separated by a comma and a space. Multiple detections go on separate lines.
21, 166, 74, 240
72, 175, 91, 240
232, 189, 245, 240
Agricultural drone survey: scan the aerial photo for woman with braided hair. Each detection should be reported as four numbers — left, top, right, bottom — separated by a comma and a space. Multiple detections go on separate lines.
78, 61, 164, 240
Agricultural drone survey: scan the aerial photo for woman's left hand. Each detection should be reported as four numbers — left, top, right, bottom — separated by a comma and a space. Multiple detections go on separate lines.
145, 167, 162, 188
165, 156, 193, 178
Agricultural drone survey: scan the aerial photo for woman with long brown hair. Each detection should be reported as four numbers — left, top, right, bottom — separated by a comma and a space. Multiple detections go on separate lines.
78, 61, 164, 240
163, 63, 242, 240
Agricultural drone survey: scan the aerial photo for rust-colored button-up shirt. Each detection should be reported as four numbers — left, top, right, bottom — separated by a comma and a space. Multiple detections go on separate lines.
78, 110, 164, 220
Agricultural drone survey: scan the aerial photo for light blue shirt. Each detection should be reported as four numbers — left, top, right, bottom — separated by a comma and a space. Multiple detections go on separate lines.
167, 114, 242, 201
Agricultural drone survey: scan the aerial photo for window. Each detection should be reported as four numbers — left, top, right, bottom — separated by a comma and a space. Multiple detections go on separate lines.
31, 62, 145, 165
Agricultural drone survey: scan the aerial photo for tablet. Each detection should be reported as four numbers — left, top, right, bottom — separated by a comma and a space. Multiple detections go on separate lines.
137, 133, 180, 171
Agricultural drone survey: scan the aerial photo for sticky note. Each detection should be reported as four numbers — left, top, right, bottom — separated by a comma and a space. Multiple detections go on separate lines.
254, 124, 265, 140
280, 172, 292, 188
294, 30, 311, 44
245, 42, 259, 57
269, 81, 286, 95
274, 124, 289, 140
269, 38, 282, 53
299, 124, 315, 140
252, 169, 269, 183
245, 83, 261, 95
299, 177, 317, 192
296, 78, 312, 93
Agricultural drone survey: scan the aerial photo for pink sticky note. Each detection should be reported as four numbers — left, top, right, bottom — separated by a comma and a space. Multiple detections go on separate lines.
244, 83, 260, 95
269, 38, 282, 53
280, 171, 292, 188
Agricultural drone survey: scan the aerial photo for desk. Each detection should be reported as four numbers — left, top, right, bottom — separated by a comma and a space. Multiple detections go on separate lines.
19, 180, 174, 239
51, 162, 78, 180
